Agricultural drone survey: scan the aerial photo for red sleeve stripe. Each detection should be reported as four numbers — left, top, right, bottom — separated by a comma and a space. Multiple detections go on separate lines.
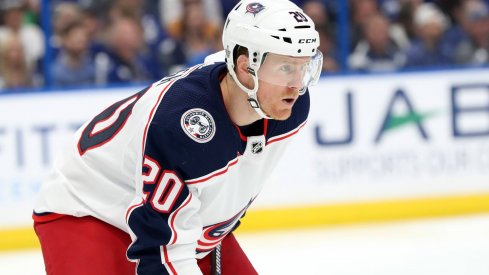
186, 157, 239, 185
267, 120, 307, 145
162, 245, 178, 275
125, 199, 144, 224
168, 193, 193, 245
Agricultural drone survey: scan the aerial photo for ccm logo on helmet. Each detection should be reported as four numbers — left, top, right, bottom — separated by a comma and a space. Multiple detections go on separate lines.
298, 38, 317, 44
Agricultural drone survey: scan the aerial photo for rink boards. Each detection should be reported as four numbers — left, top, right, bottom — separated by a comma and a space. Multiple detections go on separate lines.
1, 68, 489, 250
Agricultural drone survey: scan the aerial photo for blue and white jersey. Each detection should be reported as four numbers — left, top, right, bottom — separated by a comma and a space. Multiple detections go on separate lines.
34, 62, 309, 274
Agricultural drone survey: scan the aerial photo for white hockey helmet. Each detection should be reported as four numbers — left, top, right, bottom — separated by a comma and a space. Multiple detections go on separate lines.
222, 0, 323, 119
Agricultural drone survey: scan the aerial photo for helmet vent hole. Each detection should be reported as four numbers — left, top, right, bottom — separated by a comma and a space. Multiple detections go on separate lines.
294, 25, 311, 29
271, 35, 280, 40
283, 37, 292, 44
298, 49, 302, 53
278, 28, 286, 32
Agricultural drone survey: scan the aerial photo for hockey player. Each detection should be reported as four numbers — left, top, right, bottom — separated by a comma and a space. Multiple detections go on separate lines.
33, 0, 322, 274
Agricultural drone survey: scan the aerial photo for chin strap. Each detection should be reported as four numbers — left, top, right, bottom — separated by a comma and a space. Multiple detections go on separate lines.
228, 66, 272, 119
245, 67, 272, 119
247, 92, 271, 119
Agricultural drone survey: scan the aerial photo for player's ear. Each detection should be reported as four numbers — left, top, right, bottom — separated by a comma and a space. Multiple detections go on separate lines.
235, 54, 254, 89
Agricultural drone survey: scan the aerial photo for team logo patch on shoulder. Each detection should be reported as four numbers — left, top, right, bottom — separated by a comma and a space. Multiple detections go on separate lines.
246, 3, 265, 16
181, 108, 216, 143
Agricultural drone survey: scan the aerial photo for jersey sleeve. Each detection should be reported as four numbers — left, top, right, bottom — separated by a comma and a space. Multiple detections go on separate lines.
126, 121, 203, 275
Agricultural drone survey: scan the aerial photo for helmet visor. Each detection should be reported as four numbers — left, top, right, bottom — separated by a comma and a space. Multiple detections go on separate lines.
257, 50, 323, 93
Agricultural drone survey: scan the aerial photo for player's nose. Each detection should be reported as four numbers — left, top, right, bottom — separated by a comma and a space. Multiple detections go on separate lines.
287, 71, 304, 90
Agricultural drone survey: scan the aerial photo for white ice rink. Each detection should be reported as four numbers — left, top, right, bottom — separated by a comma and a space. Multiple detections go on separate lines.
1, 214, 489, 275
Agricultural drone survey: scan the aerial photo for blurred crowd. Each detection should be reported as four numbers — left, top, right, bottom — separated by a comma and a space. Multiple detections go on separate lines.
0, 0, 488, 91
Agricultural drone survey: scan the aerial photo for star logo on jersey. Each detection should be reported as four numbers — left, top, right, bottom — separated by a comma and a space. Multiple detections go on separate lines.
245, 3, 265, 16
181, 108, 216, 143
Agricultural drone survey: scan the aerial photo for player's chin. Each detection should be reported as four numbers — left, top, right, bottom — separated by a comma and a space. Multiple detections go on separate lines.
270, 110, 293, 120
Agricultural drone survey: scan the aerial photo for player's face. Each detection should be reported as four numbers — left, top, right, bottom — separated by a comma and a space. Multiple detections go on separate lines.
257, 54, 311, 120
256, 79, 300, 120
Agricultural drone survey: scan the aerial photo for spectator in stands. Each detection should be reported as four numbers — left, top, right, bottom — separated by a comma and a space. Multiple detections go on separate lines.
24, 0, 40, 25
51, 20, 95, 87
0, 0, 44, 80
107, 0, 165, 79
157, 35, 187, 76
349, 0, 380, 52
433, 0, 462, 24
303, 0, 339, 72
95, 16, 153, 84
52, 2, 109, 56
160, 0, 223, 39
433, 0, 465, 58
349, 13, 406, 72
78, 5, 107, 55
52, 2, 82, 33
379, 0, 402, 21
108, 0, 144, 21
396, 0, 423, 42
451, 0, 489, 65
181, 0, 222, 66
51, 2, 83, 59
303, 0, 333, 34
107, 0, 165, 52
158, 0, 222, 73
404, 3, 453, 68
0, 33, 32, 90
